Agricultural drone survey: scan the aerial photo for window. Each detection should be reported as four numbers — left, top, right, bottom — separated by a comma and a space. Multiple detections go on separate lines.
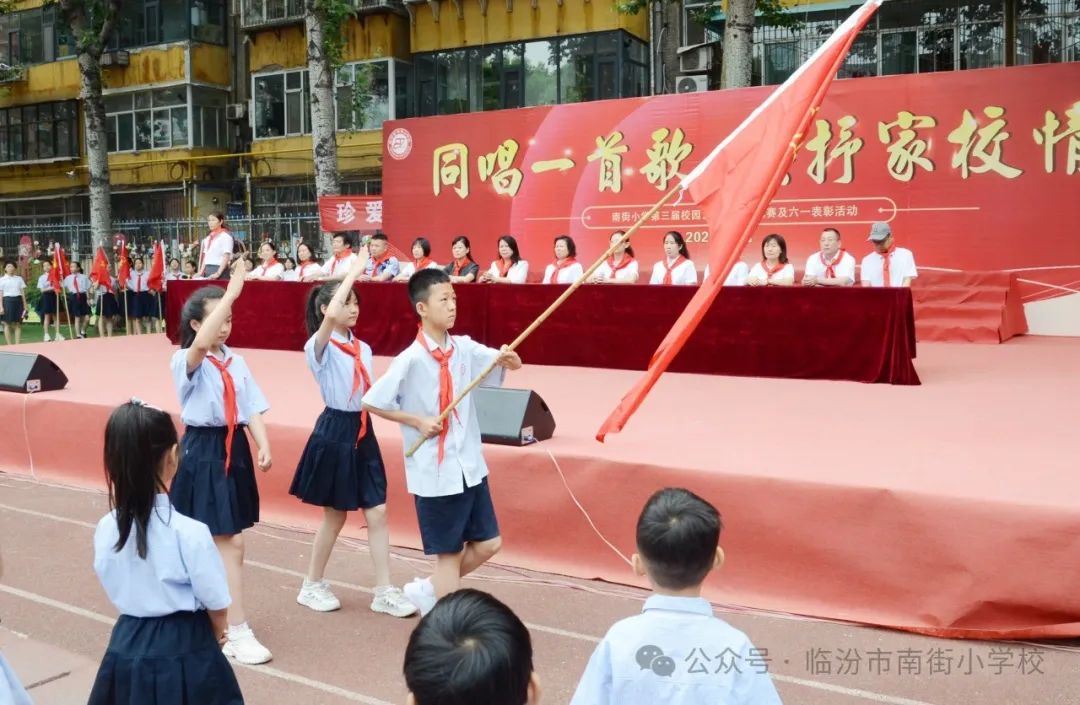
524, 40, 558, 106
192, 86, 229, 148
105, 88, 189, 152
0, 100, 79, 164
109, 0, 227, 48
683, 1, 722, 47
1017, 0, 1080, 64
336, 60, 400, 131
253, 69, 309, 138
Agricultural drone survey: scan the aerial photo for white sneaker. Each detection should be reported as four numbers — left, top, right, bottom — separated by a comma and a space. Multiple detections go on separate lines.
222, 625, 272, 665
403, 578, 437, 617
371, 586, 418, 618
296, 580, 341, 612
43, 333, 50, 342
56, 334, 64, 341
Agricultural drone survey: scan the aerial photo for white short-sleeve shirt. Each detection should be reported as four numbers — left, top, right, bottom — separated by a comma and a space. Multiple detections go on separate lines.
543, 261, 584, 284
249, 261, 284, 280
649, 258, 698, 286
399, 260, 441, 279
593, 258, 640, 283
0, 275, 26, 297
94, 494, 231, 617
860, 247, 918, 287
486, 260, 529, 284
63, 273, 92, 294
305, 330, 374, 412
746, 262, 796, 286
703, 261, 751, 286
170, 347, 270, 427
804, 250, 856, 284
36, 273, 56, 292
322, 252, 358, 278
295, 261, 322, 281
127, 271, 150, 292
201, 231, 234, 267
362, 332, 505, 498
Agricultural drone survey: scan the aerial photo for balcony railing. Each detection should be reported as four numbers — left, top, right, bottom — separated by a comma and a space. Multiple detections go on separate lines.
355, 0, 406, 14
240, 0, 305, 29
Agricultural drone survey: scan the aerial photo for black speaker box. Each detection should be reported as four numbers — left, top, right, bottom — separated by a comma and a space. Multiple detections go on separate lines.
0, 352, 68, 393
474, 387, 555, 446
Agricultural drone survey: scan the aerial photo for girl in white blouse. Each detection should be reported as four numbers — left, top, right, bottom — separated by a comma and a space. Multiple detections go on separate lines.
650, 231, 698, 286
746, 234, 795, 287
479, 235, 528, 284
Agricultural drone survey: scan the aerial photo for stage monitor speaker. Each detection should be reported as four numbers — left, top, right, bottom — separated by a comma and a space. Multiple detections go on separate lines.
0, 352, 68, 394
475, 387, 555, 446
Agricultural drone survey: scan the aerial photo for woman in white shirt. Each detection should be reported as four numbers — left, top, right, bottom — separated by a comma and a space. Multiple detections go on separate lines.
650, 231, 698, 286
542, 235, 584, 285
590, 230, 640, 284
394, 237, 440, 282
746, 234, 796, 287
0, 261, 27, 345
282, 257, 298, 281
293, 242, 322, 282
247, 241, 285, 281
479, 235, 528, 284
195, 212, 234, 280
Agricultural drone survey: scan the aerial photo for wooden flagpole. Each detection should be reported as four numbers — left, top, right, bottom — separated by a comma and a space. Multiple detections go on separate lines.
55, 246, 76, 341
404, 182, 684, 458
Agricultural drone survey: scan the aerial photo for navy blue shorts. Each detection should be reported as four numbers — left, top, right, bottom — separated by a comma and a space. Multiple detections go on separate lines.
414, 477, 500, 555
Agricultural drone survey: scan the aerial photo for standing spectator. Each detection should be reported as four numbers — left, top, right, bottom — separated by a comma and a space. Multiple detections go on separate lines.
195, 212, 234, 280
1, 261, 28, 345
37, 259, 63, 341
65, 261, 93, 337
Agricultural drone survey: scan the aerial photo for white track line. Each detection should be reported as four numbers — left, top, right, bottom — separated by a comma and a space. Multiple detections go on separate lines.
0, 496, 948, 705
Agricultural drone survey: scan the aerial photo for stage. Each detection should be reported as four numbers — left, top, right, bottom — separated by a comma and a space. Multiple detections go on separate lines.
1, 335, 1077, 639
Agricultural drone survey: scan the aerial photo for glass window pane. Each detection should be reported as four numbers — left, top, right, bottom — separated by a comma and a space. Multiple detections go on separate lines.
135, 111, 153, 149
764, 41, 799, 84
172, 106, 188, 145
254, 74, 284, 138
286, 70, 302, 90
960, 21, 1003, 69
395, 61, 414, 119
145, 3, 160, 44
437, 51, 468, 115
104, 94, 131, 113
22, 122, 35, 160
524, 40, 557, 107
192, 104, 203, 146
37, 120, 54, 159
480, 48, 501, 111
135, 92, 152, 109
118, 113, 134, 151
286, 90, 301, 134
154, 88, 185, 107
558, 36, 594, 104
367, 61, 390, 128
416, 55, 436, 116
919, 26, 955, 72
1017, 17, 1063, 64
881, 31, 917, 75
0, 127, 8, 162
467, 48, 484, 112
161, 0, 187, 42
841, 30, 879, 78
336, 81, 354, 129
219, 108, 228, 147
57, 113, 73, 156
152, 109, 171, 147
622, 61, 646, 98
503, 45, 523, 109
106, 114, 118, 152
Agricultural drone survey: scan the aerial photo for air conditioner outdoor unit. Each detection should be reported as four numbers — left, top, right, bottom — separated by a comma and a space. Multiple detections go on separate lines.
676, 75, 709, 94
100, 50, 130, 67
226, 103, 247, 121
677, 42, 714, 74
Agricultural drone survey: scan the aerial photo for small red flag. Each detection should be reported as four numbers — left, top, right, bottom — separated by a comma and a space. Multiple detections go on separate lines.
90, 247, 112, 292
49, 245, 70, 291
117, 241, 131, 287
596, 0, 884, 441
147, 241, 165, 291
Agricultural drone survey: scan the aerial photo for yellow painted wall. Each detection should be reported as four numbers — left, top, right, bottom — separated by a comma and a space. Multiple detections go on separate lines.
0, 163, 86, 195
102, 45, 189, 89
108, 148, 234, 186
0, 59, 81, 106
191, 44, 231, 86
409, 0, 649, 53
250, 14, 410, 73
250, 131, 382, 179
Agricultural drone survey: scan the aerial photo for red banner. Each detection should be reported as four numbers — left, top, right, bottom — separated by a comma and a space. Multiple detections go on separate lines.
318, 196, 383, 233
382, 62, 1080, 312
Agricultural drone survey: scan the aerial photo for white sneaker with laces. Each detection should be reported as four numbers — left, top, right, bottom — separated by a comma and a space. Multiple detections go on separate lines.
296, 580, 341, 612
222, 625, 272, 665
403, 578, 437, 617
371, 586, 418, 618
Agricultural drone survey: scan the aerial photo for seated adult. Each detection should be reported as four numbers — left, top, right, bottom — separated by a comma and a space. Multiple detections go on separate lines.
395, 237, 440, 281
360, 232, 400, 282
444, 236, 480, 283
292, 241, 323, 282
247, 240, 285, 281
803, 227, 855, 287
746, 234, 795, 287
860, 222, 917, 287
321, 232, 360, 281
479, 235, 528, 284
590, 231, 639, 284
542, 235, 584, 284
702, 261, 750, 286
649, 231, 697, 285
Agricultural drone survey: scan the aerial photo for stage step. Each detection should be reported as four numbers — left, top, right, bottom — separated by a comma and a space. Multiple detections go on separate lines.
912, 271, 1027, 344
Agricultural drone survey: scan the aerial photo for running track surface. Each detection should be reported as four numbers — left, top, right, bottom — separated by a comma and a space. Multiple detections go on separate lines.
1, 478, 1077, 705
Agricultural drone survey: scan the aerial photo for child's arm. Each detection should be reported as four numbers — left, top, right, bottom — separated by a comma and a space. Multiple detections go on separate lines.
208, 608, 228, 645
248, 412, 272, 471
364, 405, 443, 440
185, 261, 245, 373
313, 256, 366, 359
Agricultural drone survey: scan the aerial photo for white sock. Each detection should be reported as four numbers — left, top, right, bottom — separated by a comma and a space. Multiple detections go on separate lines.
421, 577, 434, 596
228, 621, 250, 637
303, 578, 322, 589
374, 584, 392, 596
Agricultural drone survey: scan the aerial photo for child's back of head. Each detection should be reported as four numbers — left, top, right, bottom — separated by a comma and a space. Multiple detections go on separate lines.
404, 588, 537, 705
636, 488, 723, 592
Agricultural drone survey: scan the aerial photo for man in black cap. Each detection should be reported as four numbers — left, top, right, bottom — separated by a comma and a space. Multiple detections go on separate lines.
860, 222, 917, 287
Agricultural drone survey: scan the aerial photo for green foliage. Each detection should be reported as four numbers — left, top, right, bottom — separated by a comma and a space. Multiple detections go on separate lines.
314, 0, 353, 70
613, 0, 802, 32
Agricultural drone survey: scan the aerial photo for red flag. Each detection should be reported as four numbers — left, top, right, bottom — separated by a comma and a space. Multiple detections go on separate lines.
49, 245, 70, 291
596, 0, 883, 441
117, 241, 131, 288
147, 240, 165, 291
90, 247, 112, 292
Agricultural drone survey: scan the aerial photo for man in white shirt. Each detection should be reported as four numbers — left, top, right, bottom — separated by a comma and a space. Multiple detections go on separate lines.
321, 233, 360, 281
860, 222, 917, 287
803, 227, 856, 287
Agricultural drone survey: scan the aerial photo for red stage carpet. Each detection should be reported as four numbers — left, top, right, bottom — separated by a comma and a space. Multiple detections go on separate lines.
1, 335, 1077, 639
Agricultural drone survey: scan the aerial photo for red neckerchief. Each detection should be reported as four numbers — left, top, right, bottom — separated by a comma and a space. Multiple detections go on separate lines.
762, 260, 786, 281
415, 328, 457, 465
819, 249, 847, 279
414, 257, 432, 271
205, 353, 238, 473
549, 257, 577, 282
495, 259, 513, 277
606, 255, 635, 279
258, 258, 279, 275
329, 248, 353, 275
328, 335, 372, 446
880, 246, 895, 286
451, 258, 472, 276
662, 256, 686, 285
72, 274, 81, 294
369, 252, 391, 274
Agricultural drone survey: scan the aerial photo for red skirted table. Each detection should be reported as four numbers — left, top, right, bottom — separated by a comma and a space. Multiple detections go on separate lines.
165, 281, 919, 385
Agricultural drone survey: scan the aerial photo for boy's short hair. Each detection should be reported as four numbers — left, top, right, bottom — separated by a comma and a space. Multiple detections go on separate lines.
404, 589, 533, 705
409, 267, 451, 309
370, 231, 388, 242
636, 488, 722, 591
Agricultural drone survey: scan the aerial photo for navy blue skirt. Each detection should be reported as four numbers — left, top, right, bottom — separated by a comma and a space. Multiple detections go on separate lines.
130, 291, 155, 318
67, 292, 91, 316
290, 408, 387, 511
38, 290, 57, 315
171, 426, 259, 536
98, 292, 120, 318
88, 611, 243, 705
1, 296, 22, 323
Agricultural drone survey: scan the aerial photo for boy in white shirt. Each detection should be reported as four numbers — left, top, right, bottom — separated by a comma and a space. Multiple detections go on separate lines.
572, 488, 783, 705
860, 222, 917, 287
363, 268, 521, 616
803, 227, 856, 287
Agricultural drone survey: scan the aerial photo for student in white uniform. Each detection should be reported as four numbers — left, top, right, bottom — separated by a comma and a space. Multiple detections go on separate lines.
444, 236, 480, 284
650, 231, 698, 286
590, 230, 640, 284
290, 256, 416, 618
128, 258, 155, 335
571, 489, 782, 705
96, 274, 121, 338
64, 261, 93, 337
196, 212, 234, 280
542, 235, 584, 285
170, 261, 274, 665
0, 261, 27, 345
88, 400, 243, 705
395, 237, 440, 281
247, 241, 285, 281
803, 227, 856, 287
479, 235, 528, 284
861, 222, 918, 287
360, 232, 401, 282
363, 269, 522, 615
321, 233, 360, 281
746, 234, 796, 287
37, 259, 63, 341
293, 242, 323, 282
